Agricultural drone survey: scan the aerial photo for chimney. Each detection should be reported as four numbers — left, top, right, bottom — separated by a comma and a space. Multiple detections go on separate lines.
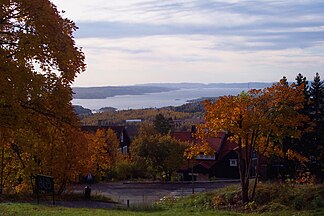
191, 125, 196, 133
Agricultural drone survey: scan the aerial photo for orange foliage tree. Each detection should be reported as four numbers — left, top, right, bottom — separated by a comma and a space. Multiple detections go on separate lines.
197, 77, 310, 204
87, 128, 124, 180
0, 0, 86, 193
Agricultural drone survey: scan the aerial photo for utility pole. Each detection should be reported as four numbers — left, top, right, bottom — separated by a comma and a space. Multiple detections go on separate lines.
0, 141, 4, 194
191, 160, 194, 194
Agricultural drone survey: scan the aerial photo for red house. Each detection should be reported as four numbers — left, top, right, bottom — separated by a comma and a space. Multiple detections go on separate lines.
172, 129, 241, 181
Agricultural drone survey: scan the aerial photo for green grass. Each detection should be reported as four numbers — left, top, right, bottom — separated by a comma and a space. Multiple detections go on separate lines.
0, 192, 114, 203
1, 183, 323, 216
0, 203, 231, 216
0, 202, 323, 216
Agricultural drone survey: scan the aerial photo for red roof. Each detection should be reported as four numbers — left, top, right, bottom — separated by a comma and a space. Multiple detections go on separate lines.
173, 130, 241, 172
198, 160, 217, 169
217, 140, 238, 161
172, 131, 194, 142
172, 131, 228, 154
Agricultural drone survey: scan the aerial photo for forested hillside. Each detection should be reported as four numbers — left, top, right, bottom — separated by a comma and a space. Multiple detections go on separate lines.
81, 108, 198, 126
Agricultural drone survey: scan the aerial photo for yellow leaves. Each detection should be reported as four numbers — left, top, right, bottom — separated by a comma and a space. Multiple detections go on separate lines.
0, 123, 94, 193
0, 0, 88, 194
87, 128, 124, 178
184, 141, 214, 160
286, 149, 309, 163
198, 79, 310, 162
14, 182, 31, 194
187, 126, 215, 160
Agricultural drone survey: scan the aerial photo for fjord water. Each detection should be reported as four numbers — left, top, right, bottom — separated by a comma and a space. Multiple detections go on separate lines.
72, 87, 248, 111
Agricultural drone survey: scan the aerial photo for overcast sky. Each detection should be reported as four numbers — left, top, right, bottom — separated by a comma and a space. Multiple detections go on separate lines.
51, 0, 324, 87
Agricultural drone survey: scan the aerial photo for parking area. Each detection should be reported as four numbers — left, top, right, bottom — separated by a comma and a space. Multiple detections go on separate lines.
72, 180, 239, 206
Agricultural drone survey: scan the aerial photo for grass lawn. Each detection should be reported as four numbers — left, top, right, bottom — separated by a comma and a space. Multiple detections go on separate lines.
0, 203, 323, 216
1, 183, 323, 215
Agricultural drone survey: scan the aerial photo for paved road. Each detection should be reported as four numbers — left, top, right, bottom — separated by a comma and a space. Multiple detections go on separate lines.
72, 180, 239, 206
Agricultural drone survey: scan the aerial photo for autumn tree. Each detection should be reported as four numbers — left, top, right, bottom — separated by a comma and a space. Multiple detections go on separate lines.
197, 78, 309, 204
81, 108, 192, 127
0, 0, 86, 193
88, 128, 124, 180
131, 123, 186, 181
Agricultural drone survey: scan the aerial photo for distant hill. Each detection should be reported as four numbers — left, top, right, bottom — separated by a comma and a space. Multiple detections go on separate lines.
207, 82, 273, 89
73, 86, 177, 99
73, 82, 273, 99
73, 105, 92, 117
136, 82, 273, 89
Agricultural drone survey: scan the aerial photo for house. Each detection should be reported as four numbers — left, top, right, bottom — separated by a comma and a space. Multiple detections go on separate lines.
81, 125, 131, 154
173, 128, 269, 181
172, 129, 240, 181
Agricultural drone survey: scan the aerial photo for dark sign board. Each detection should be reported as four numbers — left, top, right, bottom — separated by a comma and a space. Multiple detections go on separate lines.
36, 175, 54, 192
36, 174, 54, 204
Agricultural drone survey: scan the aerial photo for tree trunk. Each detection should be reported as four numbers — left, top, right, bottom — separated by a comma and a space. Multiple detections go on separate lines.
251, 155, 261, 201
0, 144, 4, 194
242, 181, 249, 204
239, 156, 249, 204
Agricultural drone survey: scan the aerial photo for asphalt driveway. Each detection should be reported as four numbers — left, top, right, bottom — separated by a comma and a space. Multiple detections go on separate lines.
71, 180, 239, 206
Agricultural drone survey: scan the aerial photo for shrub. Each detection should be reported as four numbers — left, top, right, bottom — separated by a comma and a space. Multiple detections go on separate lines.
311, 196, 323, 209
159, 183, 324, 213
293, 196, 305, 210
253, 183, 324, 211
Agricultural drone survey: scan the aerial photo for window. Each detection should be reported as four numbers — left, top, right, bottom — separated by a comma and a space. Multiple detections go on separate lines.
229, 159, 238, 167
196, 154, 216, 160
120, 132, 124, 143
122, 146, 128, 154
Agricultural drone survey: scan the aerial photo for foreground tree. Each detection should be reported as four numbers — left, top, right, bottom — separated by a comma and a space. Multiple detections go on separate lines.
0, 0, 86, 193
197, 78, 309, 204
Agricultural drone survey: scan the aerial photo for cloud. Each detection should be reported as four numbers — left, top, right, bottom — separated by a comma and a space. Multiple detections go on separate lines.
50, 0, 324, 86
54, 0, 324, 52
55, 0, 259, 25
73, 35, 324, 86
74, 20, 324, 52
62, 0, 324, 52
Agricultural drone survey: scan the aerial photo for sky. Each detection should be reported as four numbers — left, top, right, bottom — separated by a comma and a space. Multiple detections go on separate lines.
50, 0, 324, 87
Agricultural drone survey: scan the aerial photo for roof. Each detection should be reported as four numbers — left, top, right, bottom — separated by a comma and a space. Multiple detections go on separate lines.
217, 140, 238, 161
81, 126, 131, 145
82, 125, 125, 135
179, 160, 218, 171
172, 131, 228, 154
198, 160, 217, 169
174, 130, 239, 172
172, 131, 194, 142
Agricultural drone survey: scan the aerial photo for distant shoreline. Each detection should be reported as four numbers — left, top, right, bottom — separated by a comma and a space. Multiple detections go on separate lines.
72, 86, 269, 111
72, 82, 272, 99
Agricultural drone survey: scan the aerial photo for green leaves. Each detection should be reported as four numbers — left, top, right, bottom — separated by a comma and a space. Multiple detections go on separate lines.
131, 123, 186, 180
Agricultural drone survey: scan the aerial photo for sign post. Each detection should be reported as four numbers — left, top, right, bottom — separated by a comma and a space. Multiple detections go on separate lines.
36, 174, 55, 205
